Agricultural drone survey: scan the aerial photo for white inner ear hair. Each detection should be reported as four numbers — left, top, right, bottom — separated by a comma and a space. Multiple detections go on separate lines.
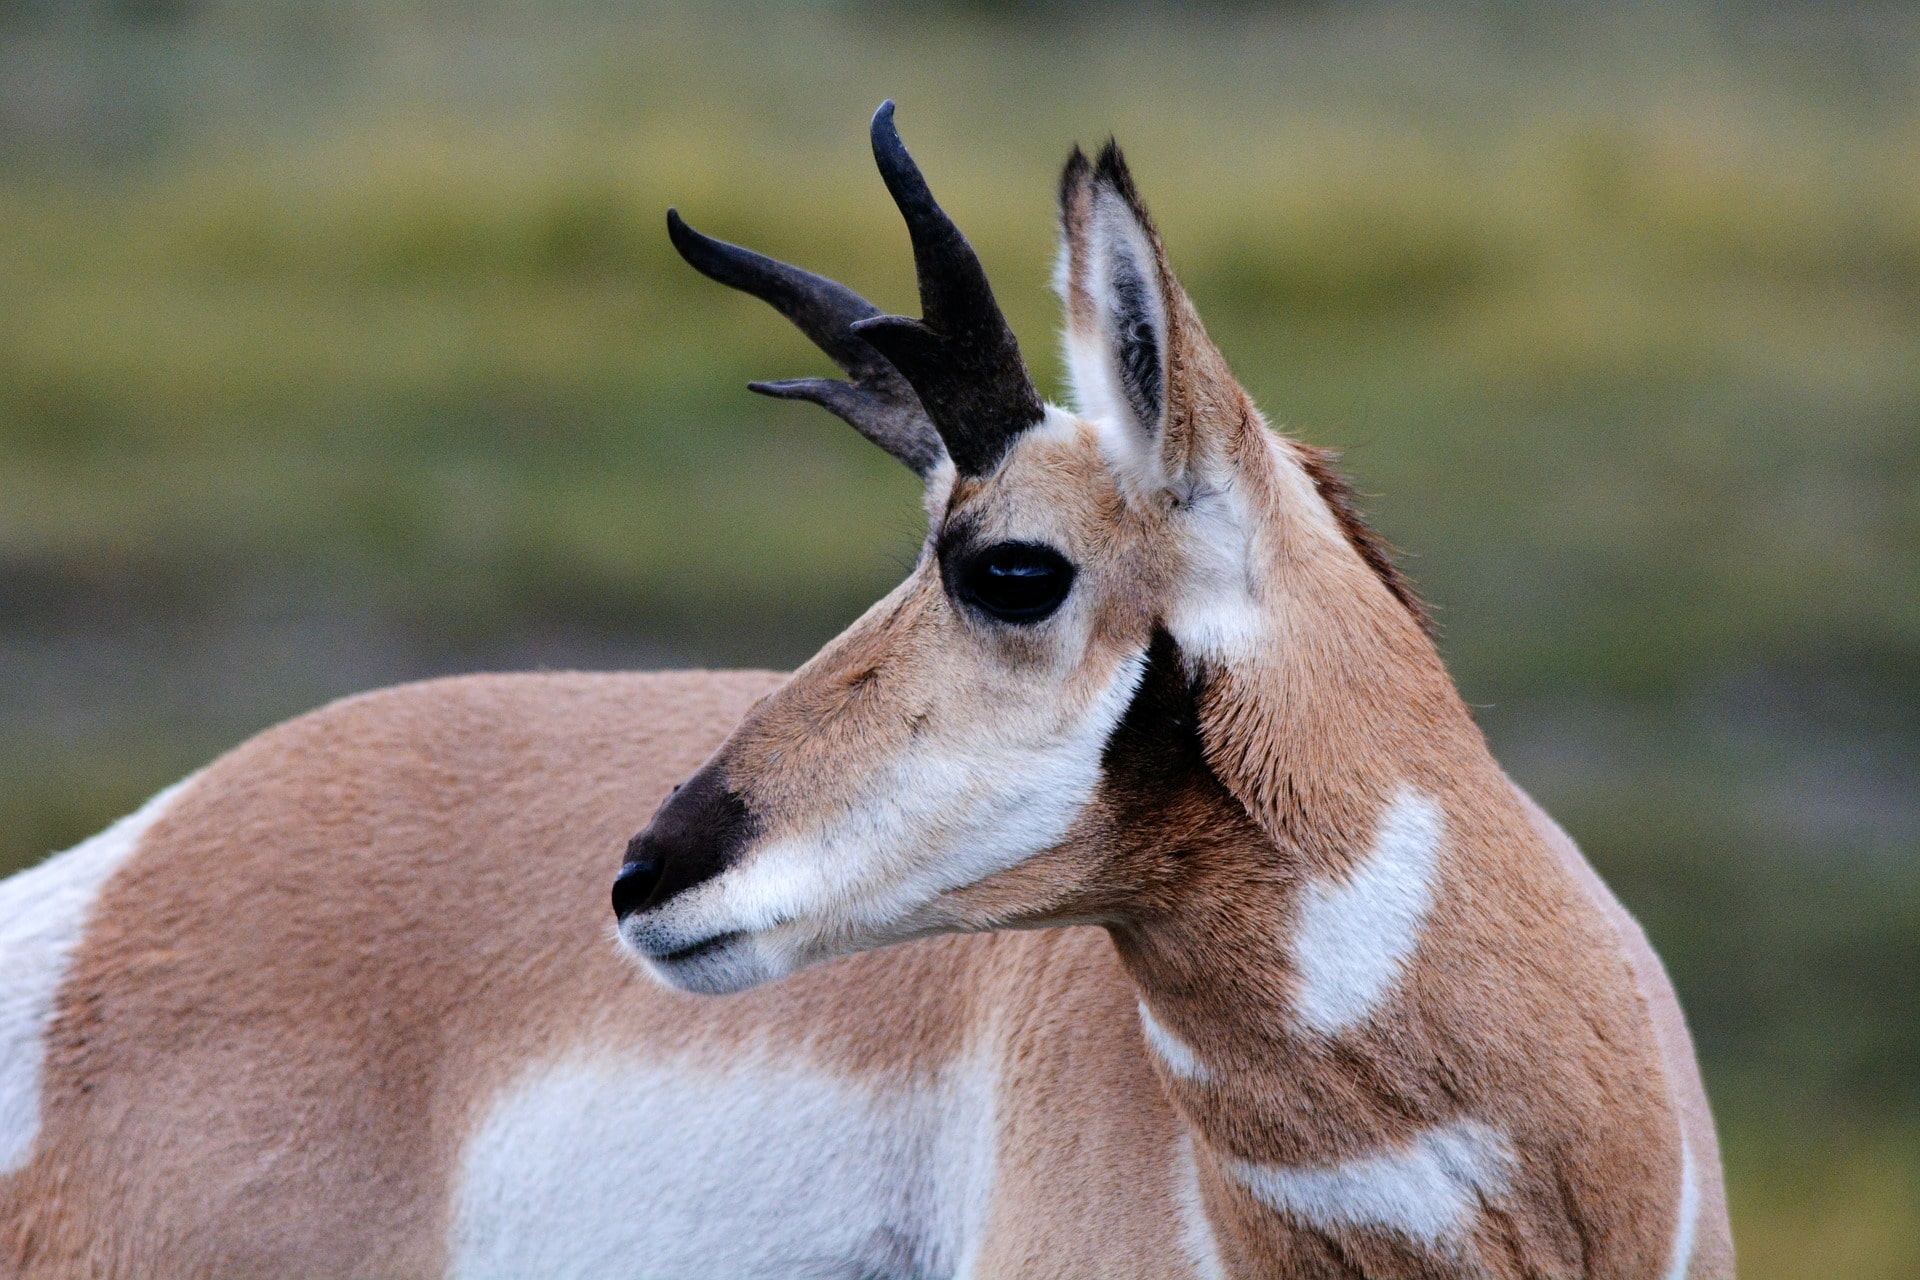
1059, 190, 1169, 497
1093, 197, 1166, 429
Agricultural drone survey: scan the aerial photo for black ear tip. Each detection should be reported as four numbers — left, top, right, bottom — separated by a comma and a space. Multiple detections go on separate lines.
1060, 145, 1094, 205
873, 99, 897, 129
1091, 139, 1150, 220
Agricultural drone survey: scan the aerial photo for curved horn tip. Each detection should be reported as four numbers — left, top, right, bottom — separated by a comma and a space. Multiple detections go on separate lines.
869, 99, 924, 189
665, 207, 706, 256
664, 207, 739, 282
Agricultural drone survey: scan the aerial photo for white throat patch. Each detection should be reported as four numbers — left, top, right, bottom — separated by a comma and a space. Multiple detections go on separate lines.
1138, 999, 1213, 1085
1291, 787, 1445, 1037
1224, 1118, 1514, 1251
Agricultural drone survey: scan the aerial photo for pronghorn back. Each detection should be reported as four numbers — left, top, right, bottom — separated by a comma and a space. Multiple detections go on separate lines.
1, 103, 1732, 1278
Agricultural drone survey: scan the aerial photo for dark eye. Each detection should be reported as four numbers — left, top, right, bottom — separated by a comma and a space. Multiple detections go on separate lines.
955, 542, 1076, 625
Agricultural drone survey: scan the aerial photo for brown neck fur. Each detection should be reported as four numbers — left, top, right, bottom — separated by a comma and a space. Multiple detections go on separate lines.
1089, 441, 1686, 1272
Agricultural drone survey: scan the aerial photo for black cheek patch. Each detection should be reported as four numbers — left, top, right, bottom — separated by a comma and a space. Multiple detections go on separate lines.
1100, 628, 1207, 796
1094, 631, 1269, 893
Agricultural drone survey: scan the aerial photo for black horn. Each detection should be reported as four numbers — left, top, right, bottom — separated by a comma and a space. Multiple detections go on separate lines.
850, 100, 1045, 477
666, 208, 946, 477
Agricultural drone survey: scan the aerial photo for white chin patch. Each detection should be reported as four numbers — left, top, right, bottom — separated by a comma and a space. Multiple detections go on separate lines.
616, 910, 786, 996
624, 652, 1148, 990
627, 931, 779, 997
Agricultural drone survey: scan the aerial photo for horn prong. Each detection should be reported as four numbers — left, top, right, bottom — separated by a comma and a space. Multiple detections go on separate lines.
750, 378, 946, 478
666, 208, 942, 475
667, 209, 897, 389
668, 101, 1044, 481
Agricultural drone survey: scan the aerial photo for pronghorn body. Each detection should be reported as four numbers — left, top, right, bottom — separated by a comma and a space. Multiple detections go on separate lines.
1, 106, 1732, 1277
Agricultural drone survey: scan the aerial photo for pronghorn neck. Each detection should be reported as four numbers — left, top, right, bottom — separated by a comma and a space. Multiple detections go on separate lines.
1111, 615, 1501, 1123
1102, 570, 1557, 1268
1111, 774, 1475, 1126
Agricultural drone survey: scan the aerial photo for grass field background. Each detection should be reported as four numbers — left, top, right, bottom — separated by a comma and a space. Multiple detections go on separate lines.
2, 3, 1916, 1272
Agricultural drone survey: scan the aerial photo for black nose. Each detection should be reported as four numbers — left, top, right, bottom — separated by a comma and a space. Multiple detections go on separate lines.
611, 844, 667, 919
610, 763, 757, 923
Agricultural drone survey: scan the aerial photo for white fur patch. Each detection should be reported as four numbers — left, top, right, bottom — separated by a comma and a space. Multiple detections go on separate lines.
1291, 787, 1444, 1037
0, 776, 193, 1173
1224, 1119, 1514, 1249
1662, 1135, 1699, 1280
1163, 474, 1266, 663
1021, 402, 1093, 450
628, 649, 1147, 993
449, 1052, 997, 1280
919, 454, 959, 526
1138, 1000, 1212, 1085
1061, 191, 1166, 437
1175, 1134, 1230, 1280
1161, 431, 1359, 668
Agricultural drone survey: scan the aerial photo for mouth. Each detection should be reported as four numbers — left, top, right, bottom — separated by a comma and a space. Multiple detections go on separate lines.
654, 930, 744, 965
624, 923, 775, 996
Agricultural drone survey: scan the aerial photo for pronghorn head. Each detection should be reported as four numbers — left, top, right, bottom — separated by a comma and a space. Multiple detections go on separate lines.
615, 103, 1435, 995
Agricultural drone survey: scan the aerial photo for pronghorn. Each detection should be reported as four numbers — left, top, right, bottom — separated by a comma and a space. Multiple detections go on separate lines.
0, 102, 1731, 1278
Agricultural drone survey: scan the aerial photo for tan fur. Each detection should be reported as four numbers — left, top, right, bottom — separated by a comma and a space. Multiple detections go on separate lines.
1, 134, 1733, 1278
0, 674, 1203, 1277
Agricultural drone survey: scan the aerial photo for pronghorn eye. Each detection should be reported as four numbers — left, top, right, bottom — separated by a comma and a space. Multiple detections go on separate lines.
955, 542, 1075, 625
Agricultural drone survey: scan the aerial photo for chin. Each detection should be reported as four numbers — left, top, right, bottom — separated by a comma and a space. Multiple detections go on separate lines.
644, 937, 783, 995
618, 916, 785, 995
618, 892, 941, 996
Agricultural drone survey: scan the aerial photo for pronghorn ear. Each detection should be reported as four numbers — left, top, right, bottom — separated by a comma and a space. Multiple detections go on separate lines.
1057, 142, 1175, 486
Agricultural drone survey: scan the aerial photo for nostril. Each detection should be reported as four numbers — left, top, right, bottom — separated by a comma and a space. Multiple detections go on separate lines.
612, 766, 756, 924
611, 851, 667, 920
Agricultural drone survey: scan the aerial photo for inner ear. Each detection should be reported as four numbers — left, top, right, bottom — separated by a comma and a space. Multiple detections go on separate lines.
1105, 229, 1165, 432
1058, 143, 1172, 456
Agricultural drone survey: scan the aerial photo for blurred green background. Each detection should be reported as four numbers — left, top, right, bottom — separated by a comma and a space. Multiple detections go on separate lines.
1, 2, 1916, 1272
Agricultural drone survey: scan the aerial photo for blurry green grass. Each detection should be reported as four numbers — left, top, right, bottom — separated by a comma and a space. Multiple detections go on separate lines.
4, 7, 1916, 690
1722, 1105, 1920, 1280
2, 6, 1917, 1274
